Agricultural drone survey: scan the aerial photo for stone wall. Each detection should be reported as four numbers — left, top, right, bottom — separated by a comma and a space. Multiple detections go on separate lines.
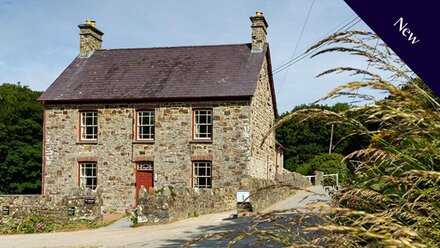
240, 173, 312, 213
135, 172, 311, 225
249, 57, 277, 180
0, 188, 102, 227
44, 100, 253, 212
135, 186, 236, 225
44, 103, 135, 213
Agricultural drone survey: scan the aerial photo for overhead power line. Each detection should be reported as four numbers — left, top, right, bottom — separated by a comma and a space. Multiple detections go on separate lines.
273, 16, 360, 73
350, 37, 380, 104
273, 13, 356, 69
277, 0, 316, 96
273, 17, 361, 75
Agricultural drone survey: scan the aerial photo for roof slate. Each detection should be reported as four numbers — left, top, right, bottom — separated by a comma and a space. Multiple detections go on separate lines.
39, 43, 268, 102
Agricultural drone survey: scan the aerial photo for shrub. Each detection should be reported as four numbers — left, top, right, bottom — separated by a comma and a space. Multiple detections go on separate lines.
188, 211, 200, 218
129, 208, 139, 227
294, 162, 312, 175
13, 215, 56, 233
307, 153, 348, 182
284, 156, 300, 172
293, 153, 348, 184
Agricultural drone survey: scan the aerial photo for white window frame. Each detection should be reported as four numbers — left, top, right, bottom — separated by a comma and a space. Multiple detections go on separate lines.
193, 161, 212, 188
137, 111, 155, 140
79, 162, 97, 190
193, 109, 212, 140
80, 111, 98, 141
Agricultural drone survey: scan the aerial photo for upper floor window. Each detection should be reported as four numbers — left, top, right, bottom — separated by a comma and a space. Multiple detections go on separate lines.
137, 111, 155, 140
80, 112, 98, 141
193, 109, 212, 140
193, 161, 212, 188
79, 162, 97, 190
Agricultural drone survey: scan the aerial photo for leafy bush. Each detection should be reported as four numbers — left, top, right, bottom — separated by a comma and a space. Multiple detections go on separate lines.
294, 162, 312, 175
307, 153, 348, 182
283, 156, 300, 172
13, 215, 56, 233
129, 208, 139, 227
293, 153, 348, 184
188, 211, 200, 218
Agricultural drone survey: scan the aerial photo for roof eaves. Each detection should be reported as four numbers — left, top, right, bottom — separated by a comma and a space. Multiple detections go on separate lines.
42, 95, 254, 104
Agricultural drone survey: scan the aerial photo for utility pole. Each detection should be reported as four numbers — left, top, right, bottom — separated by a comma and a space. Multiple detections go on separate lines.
329, 124, 334, 154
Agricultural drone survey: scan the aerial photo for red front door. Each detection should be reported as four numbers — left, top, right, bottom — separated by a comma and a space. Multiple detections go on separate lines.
135, 162, 154, 205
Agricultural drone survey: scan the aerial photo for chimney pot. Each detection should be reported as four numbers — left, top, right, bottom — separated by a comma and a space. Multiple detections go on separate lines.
250, 11, 268, 52
78, 20, 104, 58
85, 19, 96, 27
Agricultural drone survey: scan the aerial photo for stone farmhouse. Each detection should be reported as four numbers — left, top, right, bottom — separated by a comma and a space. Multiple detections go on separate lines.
38, 12, 284, 212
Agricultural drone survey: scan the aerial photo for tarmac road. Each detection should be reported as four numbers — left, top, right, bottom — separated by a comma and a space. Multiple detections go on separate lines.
0, 186, 329, 248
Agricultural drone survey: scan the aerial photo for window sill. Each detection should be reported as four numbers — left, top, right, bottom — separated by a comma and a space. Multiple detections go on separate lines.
132, 140, 155, 144
190, 139, 213, 144
76, 141, 98, 145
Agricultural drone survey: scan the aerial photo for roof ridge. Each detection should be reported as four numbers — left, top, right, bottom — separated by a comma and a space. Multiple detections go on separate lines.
97, 43, 251, 52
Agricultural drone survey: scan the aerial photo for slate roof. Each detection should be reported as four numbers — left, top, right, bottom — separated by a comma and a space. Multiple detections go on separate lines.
39, 43, 272, 103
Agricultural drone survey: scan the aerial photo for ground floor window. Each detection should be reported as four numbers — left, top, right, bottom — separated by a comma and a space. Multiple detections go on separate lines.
193, 161, 212, 188
80, 162, 97, 190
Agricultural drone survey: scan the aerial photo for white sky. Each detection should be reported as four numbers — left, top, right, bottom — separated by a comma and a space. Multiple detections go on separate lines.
0, 0, 373, 113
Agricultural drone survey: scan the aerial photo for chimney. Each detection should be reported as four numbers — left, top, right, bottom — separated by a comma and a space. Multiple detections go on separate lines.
78, 20, 104, 58
250, 11, 268, 52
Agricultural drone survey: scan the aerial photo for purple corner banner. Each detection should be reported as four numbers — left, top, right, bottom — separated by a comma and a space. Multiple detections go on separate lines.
344, 0, 439, 96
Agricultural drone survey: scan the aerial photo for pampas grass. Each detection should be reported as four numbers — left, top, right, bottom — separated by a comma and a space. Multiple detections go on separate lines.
183, 30, 439, 247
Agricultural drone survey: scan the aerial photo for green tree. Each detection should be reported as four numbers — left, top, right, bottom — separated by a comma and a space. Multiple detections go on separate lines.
305, 153, 348, 182
276, 103, 369, 172
0, 83, 43, 194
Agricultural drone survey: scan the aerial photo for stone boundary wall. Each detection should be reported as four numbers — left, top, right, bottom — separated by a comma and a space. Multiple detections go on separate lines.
136, 172, 311, 225
135, 186, 236, 225
241, 172, 312, 213
0, 188, 103, 227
